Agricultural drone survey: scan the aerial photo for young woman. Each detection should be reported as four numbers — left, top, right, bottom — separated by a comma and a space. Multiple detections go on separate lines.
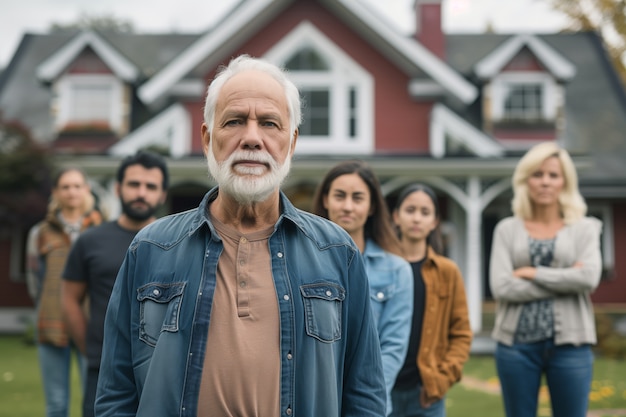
390, 184, 472, 417
26, 167, 102, 417
489, 142, 602, 417
312, 160, 413, 416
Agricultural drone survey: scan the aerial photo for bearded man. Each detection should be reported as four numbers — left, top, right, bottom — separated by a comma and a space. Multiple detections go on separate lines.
62, 150, 169, 417
94, 55, 386, 417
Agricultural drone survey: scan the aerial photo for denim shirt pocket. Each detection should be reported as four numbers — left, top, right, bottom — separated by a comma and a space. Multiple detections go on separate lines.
137, 281, 186, 347
300, 282, 345, 343
369, 283, 396, 304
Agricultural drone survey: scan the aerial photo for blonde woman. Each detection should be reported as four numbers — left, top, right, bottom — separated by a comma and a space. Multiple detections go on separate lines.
489, 142, 602, 417
26, 167, 102, 417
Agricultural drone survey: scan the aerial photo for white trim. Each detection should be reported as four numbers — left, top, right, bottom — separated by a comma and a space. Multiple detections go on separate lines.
264, 21, 374, 154
408, 79, 446, 98
169, 79, 206, 98
490, 72, 559, 120
37, 31, 139, 82
475, 34, 576, 81
137, 0, 276, 104
337, 0, 477, 104
109, 103, 191, 158
138, 0, 476, 106
588, 203, 615, 272
55, 74, 126, 132
430, 103, 504, 158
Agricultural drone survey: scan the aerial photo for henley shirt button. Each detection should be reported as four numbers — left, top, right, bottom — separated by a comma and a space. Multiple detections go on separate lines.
286, 407, 292, 415
283, 294, 290, 301
377, 291, 384, 299
240, 281, 246, 288
277, 252, 284, 258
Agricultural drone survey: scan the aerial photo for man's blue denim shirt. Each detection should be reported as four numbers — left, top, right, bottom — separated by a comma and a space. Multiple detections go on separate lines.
95, 188, 386, 417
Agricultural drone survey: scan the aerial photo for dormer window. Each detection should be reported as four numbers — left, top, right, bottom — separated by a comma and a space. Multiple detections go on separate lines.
55, 74, 126, 134
503, 82, 543, 121
489, 72, 558, 123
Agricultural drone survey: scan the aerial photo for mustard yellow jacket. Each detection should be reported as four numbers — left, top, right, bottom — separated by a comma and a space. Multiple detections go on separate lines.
417, 247, 472, 401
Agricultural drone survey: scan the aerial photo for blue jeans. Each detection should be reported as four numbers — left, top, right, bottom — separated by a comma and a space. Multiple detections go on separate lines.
390, 384, 445, 417
38, 342, 86, 417
495, 339, 593, 417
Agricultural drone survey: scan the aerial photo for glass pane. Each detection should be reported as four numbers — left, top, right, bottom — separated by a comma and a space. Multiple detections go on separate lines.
71, 84, 112, 122
300, 89, 329, 136
284, 48, 329, 71
504, 83, 542, 120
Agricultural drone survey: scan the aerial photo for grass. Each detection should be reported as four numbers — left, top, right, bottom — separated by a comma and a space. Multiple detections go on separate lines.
1, 335, 625, 417
448, 354, 626, 417
0, 335, 82, 417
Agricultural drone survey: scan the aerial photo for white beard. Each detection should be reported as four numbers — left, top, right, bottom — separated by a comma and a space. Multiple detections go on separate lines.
207, 146, 291, 205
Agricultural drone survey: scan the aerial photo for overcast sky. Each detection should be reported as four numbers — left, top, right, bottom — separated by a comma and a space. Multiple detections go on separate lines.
0, 0, 568, 68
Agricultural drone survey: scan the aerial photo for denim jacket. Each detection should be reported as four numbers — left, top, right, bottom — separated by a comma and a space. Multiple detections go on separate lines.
363, 240, 413, 416
95, 188, 386, 417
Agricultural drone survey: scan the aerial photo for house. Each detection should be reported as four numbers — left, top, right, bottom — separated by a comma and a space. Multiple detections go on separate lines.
1, 0, 625, 335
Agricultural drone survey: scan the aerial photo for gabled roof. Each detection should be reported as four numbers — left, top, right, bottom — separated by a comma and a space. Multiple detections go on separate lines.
447, 31, 626, 181
109, 103, 191, 158
36, 30, 140, 83
474, 34, 576, 81
138, 0, 477, 105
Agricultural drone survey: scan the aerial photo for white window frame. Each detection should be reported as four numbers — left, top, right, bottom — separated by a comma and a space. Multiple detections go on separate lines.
588, 203, 615, 276
489, 72, 558, 122
263, 21, 374, 154
55, 74, 125, 132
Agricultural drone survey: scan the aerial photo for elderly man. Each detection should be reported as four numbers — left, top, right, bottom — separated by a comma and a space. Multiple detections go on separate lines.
95, 55, 386, 417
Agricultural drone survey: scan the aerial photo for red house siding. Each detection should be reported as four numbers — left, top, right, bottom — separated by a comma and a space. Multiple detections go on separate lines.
502, 48, 546, 72
191, 1, 432, 155
592, 202, 626, 303
0, 239, 31, 307
67, 48, 114, 75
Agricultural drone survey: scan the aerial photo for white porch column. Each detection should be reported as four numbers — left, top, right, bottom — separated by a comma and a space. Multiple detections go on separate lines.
465, 176, 483, 333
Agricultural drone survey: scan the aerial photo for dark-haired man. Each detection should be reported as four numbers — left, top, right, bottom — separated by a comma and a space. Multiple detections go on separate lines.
62, 150, 169, 417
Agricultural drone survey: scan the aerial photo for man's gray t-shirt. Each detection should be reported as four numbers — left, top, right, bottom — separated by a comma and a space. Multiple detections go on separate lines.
63, 221, 138, 368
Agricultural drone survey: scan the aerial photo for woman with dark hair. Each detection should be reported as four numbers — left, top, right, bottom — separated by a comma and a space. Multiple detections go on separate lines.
390, 184, 471, 417
312, 160, 413, 416
25, 167, 102, 417
489, 142, 602, 417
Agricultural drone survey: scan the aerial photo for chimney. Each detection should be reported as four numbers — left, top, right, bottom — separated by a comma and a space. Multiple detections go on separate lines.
414, 0, 445, 60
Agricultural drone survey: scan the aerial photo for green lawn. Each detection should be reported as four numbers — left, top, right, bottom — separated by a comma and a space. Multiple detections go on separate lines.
1, 335, 82, 417
449, 354, 626, 417
1, 335, 624, 417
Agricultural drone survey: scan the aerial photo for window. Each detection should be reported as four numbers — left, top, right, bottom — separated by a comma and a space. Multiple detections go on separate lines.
299, 89, 330, 136
71, 83, 113, 123
263, 21, 373, 154
503, 83, 542, 120
55, 74, 126, 133
489, 72, 558, 123
588, 203, 615, 280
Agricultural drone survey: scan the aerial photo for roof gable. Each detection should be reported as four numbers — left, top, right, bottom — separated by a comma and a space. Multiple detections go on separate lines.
36, 30, 139, 83
475, 34, 576, 81
138, 0, 477, 106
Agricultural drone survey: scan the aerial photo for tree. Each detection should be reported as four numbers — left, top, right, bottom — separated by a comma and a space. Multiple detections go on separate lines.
50, 13, 135, 33
0, 116, 53, 229
547, 0, 626, 85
